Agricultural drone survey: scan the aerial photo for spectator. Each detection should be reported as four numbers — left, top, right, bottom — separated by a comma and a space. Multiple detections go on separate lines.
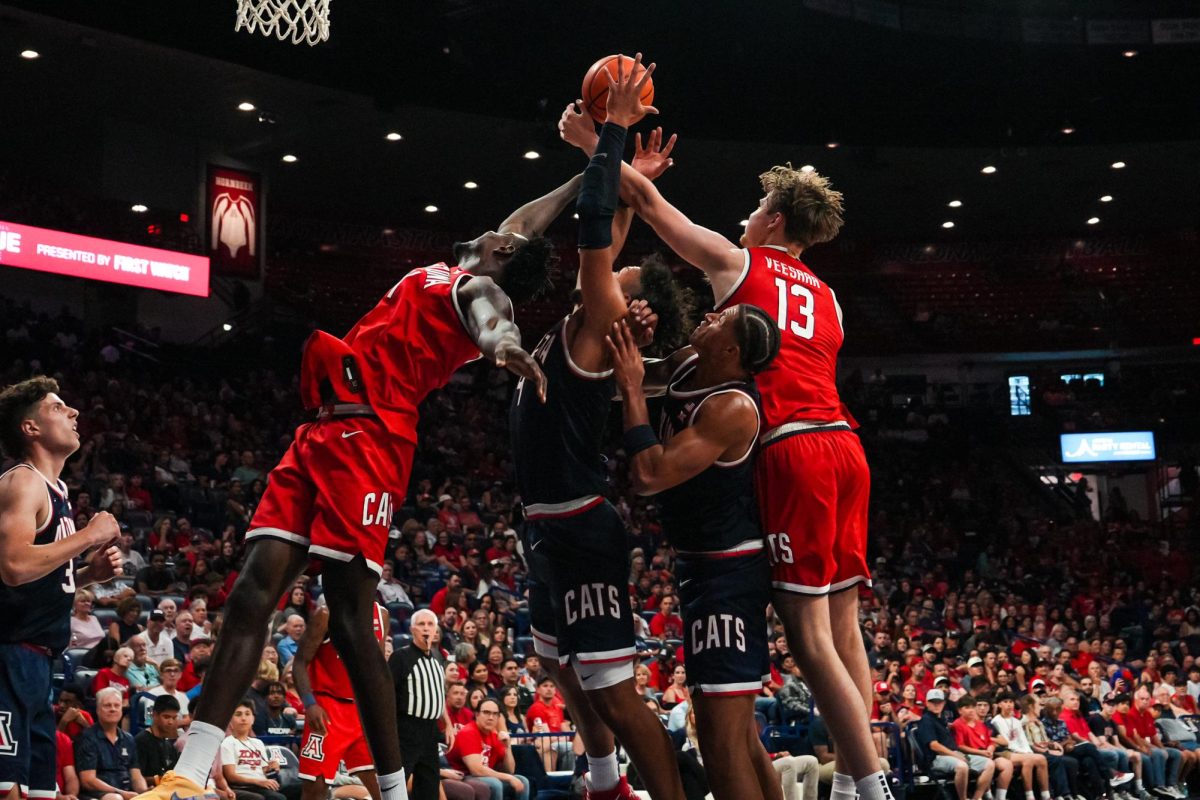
172, 612, 195, 662
220, 700, 298, 800
662, 664, 690, 707
126, 638, 160, 692
1061, 688, 1136, 794
1020, 694, 1081, 800
446, 684, 475, 733
377, 562, 413, 608
56, 729, 81, 800
498, 687, 526, 736
445, 698, 529, 800
253, 682, 298, 737
430, 575, 463, 617
232, 450, 264, 485
953, 696, 1016, 799
1089, 693, 1152, 800
990, 693, 1052, 800
276, 615, 305, 666
144, 659, 190, 728
135, 553, 179, 599
178, 637, 212, 692
1146, 701, 1197, 786
916, 689, 997, 800
137, 610, 174, 666
524, 676, 572, 773
773, 750, 821, 800
134, 695, 181, 785
495, 659, 533, 715
1041, 695, 1114, 799
74, 687, 147, 800
649, 595, 684, 640
92, 647, 133, 704
70, 590, 106, 650
56, 685, 95, 741
1113, 690, 1185, 797
107, 598, 144, 645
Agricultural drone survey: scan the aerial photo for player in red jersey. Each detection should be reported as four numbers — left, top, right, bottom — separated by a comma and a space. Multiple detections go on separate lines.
561, 107, 892, 800
140, 179, 576, 800
292, 602, 396, 800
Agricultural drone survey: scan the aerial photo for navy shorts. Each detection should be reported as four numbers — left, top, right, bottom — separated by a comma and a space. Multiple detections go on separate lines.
521, 501, 635, 670
0, 644, 57, 798
676, 550, 771, 696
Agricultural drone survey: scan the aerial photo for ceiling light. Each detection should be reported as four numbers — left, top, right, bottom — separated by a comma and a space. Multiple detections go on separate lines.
942, 221, 955, 229
739, 220, 749, 227
463, 181, 478, 189
572, 213, 579, 219
424, 205, 438, 213
800, 164, 815, 173
1061, 126, 1075, 135
981, 165, 997, 174
237, 102, 255, 111
826, 142, 839, 149
1100, 195, 1113, 203
222, 323, 233, 332
382, 228, 395, 236
385, 132, 402, 141
1111, 161, 1125, 169
281, 154, 298, 163
1087, 217, 1100, 225
20, 49, 39, 60
523, 150, 540, 160
948, 200, 963, 208
131, 204, 148, 213
1123, 50, 1137, 58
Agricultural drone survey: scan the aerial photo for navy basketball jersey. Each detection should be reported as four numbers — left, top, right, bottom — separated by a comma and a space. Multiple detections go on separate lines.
0, 464, 77, 651
657, 355, 764, 554
510, 314, 614, 506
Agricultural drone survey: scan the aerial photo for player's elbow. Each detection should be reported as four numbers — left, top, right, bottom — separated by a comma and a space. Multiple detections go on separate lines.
630, 465, 660, 496
0, 556, 31, 586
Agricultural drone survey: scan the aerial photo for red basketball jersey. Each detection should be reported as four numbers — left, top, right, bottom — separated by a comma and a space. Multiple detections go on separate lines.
309, 603, 388, 701
715, 246, 847, 430
343, 264, 481, 443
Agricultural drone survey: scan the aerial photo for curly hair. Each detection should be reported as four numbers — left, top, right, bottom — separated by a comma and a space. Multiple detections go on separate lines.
0, 376, 59, 458
497, 236, 558, 305
633, 255, 696, 359
759, 163, 845, 248
735, 305, 781, 375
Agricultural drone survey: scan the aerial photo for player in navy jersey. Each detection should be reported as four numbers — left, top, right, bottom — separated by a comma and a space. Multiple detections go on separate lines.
510, 57, 690, 800
0, 376, 123, 800
606, 305, 781, 800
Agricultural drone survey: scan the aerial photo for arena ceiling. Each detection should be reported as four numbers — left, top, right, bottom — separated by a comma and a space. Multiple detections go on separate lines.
0, 1, 1197, 242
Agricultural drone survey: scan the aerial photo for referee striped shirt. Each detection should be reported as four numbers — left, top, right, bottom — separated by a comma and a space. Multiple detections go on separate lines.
389, 643, 445, 721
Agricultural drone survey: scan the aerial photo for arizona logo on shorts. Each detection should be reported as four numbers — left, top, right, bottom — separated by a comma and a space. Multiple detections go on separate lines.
0, 711, 16, 755
300, 733, 324, 761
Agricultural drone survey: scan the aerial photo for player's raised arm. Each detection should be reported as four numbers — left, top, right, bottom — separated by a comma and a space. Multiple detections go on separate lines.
0, 469, 119, 586
291, 605, 330, 733
606, 321, 756, 495
457, 277, 547, 403
497, 174, 584, 239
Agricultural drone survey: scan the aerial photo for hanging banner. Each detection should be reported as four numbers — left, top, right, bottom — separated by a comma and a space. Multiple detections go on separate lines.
207, 165, 261, 277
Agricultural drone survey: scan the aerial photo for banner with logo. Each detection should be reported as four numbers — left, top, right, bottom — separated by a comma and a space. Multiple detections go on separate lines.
206, 165, 261, 277
0, 220, 209, 296
1061, 431, 1157, 464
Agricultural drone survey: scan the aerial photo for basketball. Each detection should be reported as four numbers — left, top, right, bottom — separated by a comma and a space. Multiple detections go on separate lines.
581, 54, 655, 123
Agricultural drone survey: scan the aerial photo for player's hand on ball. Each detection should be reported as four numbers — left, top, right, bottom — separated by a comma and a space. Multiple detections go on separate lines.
632, 127, 677, 180
559, 101, 599, 155
606, 320, 646, 393
305, 702, 330, 735
497, 341, 548, 403
605, 52, 657, 128
626, 299, 658, 348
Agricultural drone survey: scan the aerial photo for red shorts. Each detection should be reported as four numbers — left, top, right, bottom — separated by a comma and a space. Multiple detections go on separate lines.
298, 694, 374, 782
246, 415, 413, 575
755, 428, 871, 595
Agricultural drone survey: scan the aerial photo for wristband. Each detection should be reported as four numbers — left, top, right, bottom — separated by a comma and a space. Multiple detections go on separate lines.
577, 122, 628, 249
623, 424, 659, 457
301, 693, 317, 708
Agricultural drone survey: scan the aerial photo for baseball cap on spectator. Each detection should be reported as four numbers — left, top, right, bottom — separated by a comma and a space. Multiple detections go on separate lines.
926, 689, 946, 703
967, 656, 984, 668
438, 494, 452, 503
934, 675, 950, 687
1102, 692, 1119, 706
922, 644, 935, 654
1030, 678, 1047, 693
149, 609, 166, 622
466, 548, 481, 558
946, 630, 961, 639
874, 681, 890, 694
974, 619, 990, 629
192, 635, 213, 645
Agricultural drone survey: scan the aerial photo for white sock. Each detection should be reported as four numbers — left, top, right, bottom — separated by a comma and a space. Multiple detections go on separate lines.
997, 789, 1008, 800
174, 720, 224, 787
378, 768, 409, 800
1040, 792, 1052, 800
587, 751, 620, 792
856, 771, 894, 800
834, 772, 858, 800
1026, 791, 1036, 800
1135, 781, 1143, 791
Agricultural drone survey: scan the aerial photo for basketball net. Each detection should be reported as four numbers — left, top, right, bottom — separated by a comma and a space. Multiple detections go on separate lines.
235, 0, 330, 46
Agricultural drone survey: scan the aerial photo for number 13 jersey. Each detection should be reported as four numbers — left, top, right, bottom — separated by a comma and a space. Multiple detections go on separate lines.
714, 246, 847, 429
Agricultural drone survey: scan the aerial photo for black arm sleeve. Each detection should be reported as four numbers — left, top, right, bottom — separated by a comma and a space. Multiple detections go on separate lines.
576, 122, 628, 250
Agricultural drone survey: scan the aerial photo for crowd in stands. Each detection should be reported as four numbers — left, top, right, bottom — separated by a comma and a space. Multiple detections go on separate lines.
3, 277, 1199, 800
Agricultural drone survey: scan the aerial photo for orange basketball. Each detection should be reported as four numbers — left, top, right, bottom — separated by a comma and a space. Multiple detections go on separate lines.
581, 54, 655, 123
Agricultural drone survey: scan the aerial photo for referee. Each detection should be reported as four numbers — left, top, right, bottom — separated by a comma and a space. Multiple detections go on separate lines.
389, 608, 453, 800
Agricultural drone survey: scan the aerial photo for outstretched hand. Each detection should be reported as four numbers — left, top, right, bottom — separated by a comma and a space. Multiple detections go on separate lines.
605, 320, 646, 394
497, 341, 548, 403
632, 127, 677, 180
626, 299, 658, 348
559, 101, 599, 155
605, 52, 657, 128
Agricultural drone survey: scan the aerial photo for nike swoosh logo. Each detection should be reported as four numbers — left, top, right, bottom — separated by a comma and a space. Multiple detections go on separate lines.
679, 578, 693, 587
341, 431, 363, 439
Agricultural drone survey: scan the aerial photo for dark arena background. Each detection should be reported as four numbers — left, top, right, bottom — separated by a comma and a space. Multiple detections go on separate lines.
1, 2, 1198, 799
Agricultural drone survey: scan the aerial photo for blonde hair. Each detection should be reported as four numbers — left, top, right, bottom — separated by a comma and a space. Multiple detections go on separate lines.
257, 659, 279, 682
759, 163, 845, 248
